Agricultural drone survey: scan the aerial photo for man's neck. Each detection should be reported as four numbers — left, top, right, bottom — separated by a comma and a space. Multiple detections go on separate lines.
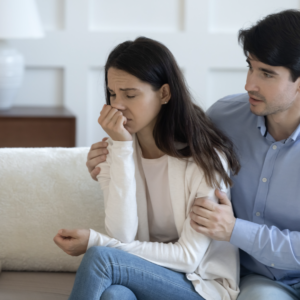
267, 108, 300, 141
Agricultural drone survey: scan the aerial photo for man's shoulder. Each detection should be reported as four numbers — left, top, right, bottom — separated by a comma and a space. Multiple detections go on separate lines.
207, 93, 249, 119
207, 93, 252, 126
206, 93, 255, 140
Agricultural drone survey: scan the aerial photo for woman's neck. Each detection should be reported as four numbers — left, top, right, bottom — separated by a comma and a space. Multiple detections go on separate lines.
136, 126, 164, 159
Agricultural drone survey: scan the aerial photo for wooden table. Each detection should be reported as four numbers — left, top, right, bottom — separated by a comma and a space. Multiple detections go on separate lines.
0, 106, 76, 147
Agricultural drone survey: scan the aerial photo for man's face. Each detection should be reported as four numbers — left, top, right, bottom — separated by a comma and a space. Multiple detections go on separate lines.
245, 54, 300, 116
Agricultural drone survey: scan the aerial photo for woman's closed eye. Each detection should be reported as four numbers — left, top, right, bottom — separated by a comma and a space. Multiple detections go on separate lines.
126, 95, 136, 99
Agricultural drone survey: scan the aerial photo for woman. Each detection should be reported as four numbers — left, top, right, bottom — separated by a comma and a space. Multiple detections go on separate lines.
54, 37, 240, 300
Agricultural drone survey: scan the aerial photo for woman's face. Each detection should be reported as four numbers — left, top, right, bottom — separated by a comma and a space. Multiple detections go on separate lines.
106, 67, 169, 134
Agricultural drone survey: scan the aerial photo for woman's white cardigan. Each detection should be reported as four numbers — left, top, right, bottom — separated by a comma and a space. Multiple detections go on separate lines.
88, 135, 240, 300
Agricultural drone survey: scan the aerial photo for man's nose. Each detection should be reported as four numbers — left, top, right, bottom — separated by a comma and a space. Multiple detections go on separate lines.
245, 72, 259, 92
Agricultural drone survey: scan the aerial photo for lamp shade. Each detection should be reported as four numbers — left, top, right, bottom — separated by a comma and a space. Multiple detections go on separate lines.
0, 0, 44, 39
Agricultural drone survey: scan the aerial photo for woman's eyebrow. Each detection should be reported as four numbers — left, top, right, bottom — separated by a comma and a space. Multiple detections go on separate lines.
119, 88, 139, 91
107, 87, 140, 92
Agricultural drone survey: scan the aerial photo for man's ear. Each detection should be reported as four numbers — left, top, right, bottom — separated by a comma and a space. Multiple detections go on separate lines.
160, 84, 171, 105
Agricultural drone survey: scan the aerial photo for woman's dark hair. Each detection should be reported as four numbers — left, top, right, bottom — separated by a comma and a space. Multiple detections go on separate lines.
238, 9, 300, 82
104, 37, 240, 188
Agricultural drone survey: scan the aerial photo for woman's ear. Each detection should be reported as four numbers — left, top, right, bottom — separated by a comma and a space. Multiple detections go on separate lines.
160, 84, 171, 105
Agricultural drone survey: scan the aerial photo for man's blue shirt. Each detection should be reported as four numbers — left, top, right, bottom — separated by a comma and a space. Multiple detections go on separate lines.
207, 93, 300, 284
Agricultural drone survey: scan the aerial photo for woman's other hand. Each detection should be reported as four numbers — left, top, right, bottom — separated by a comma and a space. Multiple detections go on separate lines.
98, 104, 132, 142
53, 229, 90, 256
86, 138, 109, 181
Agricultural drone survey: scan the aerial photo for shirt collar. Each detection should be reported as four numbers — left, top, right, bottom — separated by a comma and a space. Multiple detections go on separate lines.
256, 116, 267, 137
289, 123, 300, 142
256, 115, 300, 142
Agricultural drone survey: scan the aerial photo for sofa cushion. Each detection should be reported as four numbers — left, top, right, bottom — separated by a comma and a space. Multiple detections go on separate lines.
0, 148, 106, 272
0, 272, 75, 300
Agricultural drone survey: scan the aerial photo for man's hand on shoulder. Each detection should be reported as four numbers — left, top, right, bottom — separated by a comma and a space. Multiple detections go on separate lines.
190, 189, 236, 242
86, 138, 109, 181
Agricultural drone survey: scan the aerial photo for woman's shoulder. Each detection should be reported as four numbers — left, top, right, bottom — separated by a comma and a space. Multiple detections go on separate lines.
184, 149, 229, 188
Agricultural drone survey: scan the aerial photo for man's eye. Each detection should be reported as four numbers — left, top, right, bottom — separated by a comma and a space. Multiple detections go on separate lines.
110, 94, 116, 97
264, 73, 272, 78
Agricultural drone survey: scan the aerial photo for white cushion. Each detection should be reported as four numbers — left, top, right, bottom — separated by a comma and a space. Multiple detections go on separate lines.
0, 148, 105, 272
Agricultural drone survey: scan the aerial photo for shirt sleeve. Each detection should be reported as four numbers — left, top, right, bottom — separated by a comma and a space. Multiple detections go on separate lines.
96, 139, 138, 243
89, 155, 232, 275
230, 218, 300, 270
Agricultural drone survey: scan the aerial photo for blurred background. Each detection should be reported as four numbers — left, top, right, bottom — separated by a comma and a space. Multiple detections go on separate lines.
1, 0, 299, 147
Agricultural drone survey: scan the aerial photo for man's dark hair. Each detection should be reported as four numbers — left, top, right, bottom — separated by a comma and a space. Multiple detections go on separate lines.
238, 9, 300, 81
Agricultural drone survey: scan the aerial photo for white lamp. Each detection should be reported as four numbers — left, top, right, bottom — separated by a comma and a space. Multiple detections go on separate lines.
0, 0, 44, 110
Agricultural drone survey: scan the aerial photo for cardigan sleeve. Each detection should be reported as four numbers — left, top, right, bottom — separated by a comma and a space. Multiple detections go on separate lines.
96, 139, 138, 243
90, 153, 231, 274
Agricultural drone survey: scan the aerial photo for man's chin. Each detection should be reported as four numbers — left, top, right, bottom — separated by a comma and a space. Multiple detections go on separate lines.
249, 105, 267, 116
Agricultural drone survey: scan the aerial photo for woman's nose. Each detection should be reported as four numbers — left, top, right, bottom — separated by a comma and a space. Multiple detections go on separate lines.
111, 96, 126, 110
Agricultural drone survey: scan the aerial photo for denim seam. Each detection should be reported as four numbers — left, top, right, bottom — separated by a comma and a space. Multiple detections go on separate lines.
99, 261, 199, 296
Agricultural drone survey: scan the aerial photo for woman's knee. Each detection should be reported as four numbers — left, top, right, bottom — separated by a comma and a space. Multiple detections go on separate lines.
82, 246, 122, 269
101, 285, 137, 300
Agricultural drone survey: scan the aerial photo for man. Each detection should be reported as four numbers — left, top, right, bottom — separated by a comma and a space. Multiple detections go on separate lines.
86, 10, 300, 299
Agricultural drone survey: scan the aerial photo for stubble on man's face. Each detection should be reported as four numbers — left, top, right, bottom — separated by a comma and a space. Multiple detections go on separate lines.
248, 90, 294, 116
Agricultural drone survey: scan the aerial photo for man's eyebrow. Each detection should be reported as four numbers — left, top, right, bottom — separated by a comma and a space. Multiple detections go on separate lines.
259, 68, 278, 76
246, 59, 278, 75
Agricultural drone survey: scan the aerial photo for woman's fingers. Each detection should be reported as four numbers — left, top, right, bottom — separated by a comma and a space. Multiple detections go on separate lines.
53, 229, 90, 256
99, 106, 119, 127
97, 105, 132, 141
115, 114, 127, 129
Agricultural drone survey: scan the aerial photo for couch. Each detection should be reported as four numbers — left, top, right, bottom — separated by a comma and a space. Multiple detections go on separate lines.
0, 147, 106, 299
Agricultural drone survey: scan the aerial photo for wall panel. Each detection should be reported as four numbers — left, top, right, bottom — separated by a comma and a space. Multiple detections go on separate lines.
89, 0, 185, 32
14, 68, 64, 107
209, 0, 299, 32
36, 0, 65, 31
87, 68, 106, 145
207, 69, 248, 109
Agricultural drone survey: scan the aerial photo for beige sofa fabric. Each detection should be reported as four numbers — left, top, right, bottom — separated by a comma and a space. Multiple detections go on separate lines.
0, 147, 106, 272
0, 272, 75, 300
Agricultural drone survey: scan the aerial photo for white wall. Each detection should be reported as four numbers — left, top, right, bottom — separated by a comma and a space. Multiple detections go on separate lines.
8, 0, 300, 146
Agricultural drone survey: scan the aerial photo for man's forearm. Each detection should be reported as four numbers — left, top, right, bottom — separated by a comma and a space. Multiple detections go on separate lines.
230, 218, 300, 270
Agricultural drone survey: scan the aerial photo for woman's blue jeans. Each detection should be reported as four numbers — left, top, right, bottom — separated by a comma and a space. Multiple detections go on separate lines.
68, 246, 205, 300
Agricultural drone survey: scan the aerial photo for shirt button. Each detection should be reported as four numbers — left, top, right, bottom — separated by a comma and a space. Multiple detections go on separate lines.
256, 212, 261, 217
272, 145, 277, 150
271, 263, 275, 267
262, 178, 267, 182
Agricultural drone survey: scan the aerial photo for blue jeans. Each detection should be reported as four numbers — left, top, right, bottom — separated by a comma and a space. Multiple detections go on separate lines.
68, 246, 205, 300
238, 274, 300, 300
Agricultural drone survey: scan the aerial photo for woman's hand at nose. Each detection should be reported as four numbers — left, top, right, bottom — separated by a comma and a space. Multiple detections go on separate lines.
98, 105, 132, 141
